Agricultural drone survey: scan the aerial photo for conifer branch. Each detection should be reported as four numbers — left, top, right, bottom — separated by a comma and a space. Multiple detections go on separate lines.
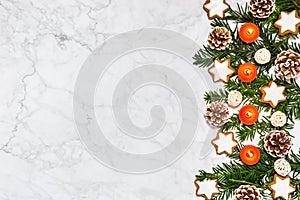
194, 1, 300, 199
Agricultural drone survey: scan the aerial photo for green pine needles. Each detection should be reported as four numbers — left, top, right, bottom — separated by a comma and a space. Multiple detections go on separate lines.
195, 0, 300, 199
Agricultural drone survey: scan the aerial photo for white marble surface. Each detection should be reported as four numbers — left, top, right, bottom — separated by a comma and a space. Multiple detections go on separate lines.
1, 0, 299, 199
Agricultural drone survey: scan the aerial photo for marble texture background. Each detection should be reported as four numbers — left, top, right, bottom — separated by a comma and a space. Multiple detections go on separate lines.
1, 0, 299, 199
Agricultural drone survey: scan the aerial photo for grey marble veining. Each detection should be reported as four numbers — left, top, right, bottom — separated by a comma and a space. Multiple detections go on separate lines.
0, 0, 299, 199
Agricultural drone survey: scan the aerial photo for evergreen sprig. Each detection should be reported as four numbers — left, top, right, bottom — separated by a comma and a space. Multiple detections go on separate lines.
196, 146, 276, 200
195, 0, 300, 199
204, 89, 228, 104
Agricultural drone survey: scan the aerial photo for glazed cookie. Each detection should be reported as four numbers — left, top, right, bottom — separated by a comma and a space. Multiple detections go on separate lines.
208, 59, 235, 83
203, 0, 229, 20
260, 81, 286, 108
211, 132, 238, 156
268, 175, 296, 200
194, 179, 220, 200
274, 10, 300, 36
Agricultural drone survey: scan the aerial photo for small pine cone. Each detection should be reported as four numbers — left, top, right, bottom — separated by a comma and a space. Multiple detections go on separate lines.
249, 0, 275, 18
264, 130, 292, 158
208, 27, 232, 51
205, 102, 229, 127
233, 185, 262, 200
274, 50, 300, 80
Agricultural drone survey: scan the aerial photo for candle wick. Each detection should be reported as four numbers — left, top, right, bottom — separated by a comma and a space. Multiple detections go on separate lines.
247, 150, 254, 158
247, 29, 254, 35
244, 69, 252, 75
245, 111, 253, 118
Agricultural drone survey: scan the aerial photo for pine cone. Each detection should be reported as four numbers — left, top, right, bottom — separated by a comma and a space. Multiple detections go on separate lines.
208, 27, 232, 51
205, 102, 229, 127
233, 185, 262, 200
249, 0, 275, 18
275, 50, 300, 80
264, 130, 292, 158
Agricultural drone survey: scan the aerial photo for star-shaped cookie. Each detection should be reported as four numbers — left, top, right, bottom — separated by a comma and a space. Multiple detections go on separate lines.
268, 175, 296, 200
260, 81, 286, 108
208, 59, 235, 83
194, 179, 220, 200
274, 10, 300, 36
211, 132, 238, 156
203, 0, 229, 20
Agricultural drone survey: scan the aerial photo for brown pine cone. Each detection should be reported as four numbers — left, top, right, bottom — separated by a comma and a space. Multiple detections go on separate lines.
249, 0, 275, 18
233, 185, 262, 200
275, 50, 300, 80
205, 102, 229, 127
208, 27, 232, 51
264, 130, 292, 158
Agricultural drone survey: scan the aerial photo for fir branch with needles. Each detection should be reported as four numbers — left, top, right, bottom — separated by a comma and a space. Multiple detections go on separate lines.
194, 0, 300, 199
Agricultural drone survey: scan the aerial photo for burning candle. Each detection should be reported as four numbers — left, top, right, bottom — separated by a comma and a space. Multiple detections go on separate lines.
239, 105, 259, 125
238, 62, 257, 83
240, 145, 261, 165
239, 23, 260, 43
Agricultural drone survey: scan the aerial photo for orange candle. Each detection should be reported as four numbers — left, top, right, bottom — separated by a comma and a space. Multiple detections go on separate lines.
238, 62, 257, 83
240, 145, 260, 165
239, 23, 260, 43
239, 105, 259, 125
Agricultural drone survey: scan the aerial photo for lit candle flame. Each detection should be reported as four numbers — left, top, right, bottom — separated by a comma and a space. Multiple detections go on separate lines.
247, 28, 254, 36
244, 68, 252, 75
246, 150, 254, 158
245, 111, 253, 118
